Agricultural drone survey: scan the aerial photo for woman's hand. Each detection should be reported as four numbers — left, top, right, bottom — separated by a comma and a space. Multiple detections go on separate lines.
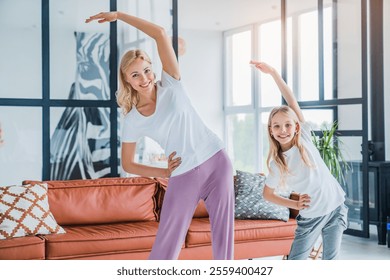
249, 60, 275, 74
296, 194, 311, 210
85, 12, 118, 24
165, 152, 182, 178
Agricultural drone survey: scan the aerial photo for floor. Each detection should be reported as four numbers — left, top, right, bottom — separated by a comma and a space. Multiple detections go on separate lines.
259, 226, 390, 260
339, 227, 390, 260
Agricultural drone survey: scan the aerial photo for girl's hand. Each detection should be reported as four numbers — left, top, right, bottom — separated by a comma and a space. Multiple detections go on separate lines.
249, 60, 275, 74
165, 152, 182, 178
296, 194, 311, 210
85, 12, 118, 24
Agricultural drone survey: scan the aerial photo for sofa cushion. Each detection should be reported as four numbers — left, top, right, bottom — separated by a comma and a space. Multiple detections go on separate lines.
0, 183, 65, 239
23, 177, 159, 225
154, 177, 209, 218
0, 236, 45, 260
185, 218, 297, 247
193, 200, 208, 218
234, 170, 290, 221
42, 221, 159, 259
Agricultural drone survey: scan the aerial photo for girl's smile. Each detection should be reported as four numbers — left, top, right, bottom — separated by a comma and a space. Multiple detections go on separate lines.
270, 112, 298, 151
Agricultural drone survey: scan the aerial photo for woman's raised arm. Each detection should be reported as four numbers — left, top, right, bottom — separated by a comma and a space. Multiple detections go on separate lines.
86, 11, 180, 80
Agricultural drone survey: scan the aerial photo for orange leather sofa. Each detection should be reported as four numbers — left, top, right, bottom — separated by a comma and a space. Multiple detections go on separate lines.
0, 177, 298, 260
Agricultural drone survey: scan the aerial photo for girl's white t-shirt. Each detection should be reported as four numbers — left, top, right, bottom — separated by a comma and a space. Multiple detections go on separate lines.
121, 71, 224, 177
265, 122, 346, 218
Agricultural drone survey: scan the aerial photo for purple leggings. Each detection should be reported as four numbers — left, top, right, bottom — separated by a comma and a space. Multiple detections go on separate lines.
148, 149, 235, 260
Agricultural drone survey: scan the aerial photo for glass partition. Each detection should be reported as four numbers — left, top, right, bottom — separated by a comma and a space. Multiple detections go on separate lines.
50, 0, 110, 100
0, 107, 42, 186
50, 107, 111, 180
0, 0, 42, 99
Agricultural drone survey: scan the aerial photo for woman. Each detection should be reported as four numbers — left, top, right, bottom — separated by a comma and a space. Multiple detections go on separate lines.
86, 11, 234, 260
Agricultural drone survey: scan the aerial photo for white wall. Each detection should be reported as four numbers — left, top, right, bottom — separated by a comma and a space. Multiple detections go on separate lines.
384, 0, 390, 160
178, 30, 224, 139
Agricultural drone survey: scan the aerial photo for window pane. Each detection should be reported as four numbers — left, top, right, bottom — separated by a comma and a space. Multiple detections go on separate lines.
340, 136, 363, 231
0, 0, 41, 99
135, 137, 166, 167
287, 17, 294, 90
337, 0, 362, 99
385, 0, 390, 160
50, 0, 110, 100
302, 109, 333, 130
118, 0, 172, 80
258, 20, 282, 107
338, 104, 362, 130
323, 2, 334, 100
287, 0, 319, 101
225, 30, 252, 106
226, 114, 256, 173
50, 107, 111, 180
0, 107, 42, 186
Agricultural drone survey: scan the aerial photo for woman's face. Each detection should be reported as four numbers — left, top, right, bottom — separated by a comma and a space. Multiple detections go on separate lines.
269, 111, 298, 151
125, 58, 154, 94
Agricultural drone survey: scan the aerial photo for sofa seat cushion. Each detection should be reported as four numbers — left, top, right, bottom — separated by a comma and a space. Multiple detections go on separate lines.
43, 221, 159, 259
0, 236, 45, 260
185, 218, 297, 247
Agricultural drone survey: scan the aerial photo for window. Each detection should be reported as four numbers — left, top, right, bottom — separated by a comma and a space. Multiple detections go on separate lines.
223, 0, 365, 178
224, 18, 283, 173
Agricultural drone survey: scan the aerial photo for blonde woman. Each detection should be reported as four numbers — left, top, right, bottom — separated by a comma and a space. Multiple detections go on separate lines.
86, 11, 234, 260
250, 61, 348, 260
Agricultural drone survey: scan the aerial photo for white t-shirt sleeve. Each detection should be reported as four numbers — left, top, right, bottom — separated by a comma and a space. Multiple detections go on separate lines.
121, 114, 138, 143
265, 161, 281, 189
300, 122, 313, 142
160, 70, 181, 88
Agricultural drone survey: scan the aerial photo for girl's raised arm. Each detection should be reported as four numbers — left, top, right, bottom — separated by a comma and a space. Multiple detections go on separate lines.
250, 61, 305, 123
86, 11, 180, 80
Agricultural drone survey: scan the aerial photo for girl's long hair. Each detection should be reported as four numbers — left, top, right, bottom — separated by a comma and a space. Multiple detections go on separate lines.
266, 105, 313, 187
117, 49, 152, 115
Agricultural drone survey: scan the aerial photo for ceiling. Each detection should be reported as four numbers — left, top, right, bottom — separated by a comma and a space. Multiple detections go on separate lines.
178, 0, 281, 31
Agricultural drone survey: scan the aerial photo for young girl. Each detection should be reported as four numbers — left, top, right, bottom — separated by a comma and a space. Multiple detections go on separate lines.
86, 11, 234, 260
250, 61, 348, 260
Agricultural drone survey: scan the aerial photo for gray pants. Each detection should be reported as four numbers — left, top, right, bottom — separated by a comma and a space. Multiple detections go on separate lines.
288, 203, 348, 260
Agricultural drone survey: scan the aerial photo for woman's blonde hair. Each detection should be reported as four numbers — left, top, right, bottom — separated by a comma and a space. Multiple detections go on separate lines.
266, 105, 313, 186
117, 49, 152, 115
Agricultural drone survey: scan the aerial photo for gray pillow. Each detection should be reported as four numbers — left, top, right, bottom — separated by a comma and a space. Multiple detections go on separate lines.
234, 170, 290, 222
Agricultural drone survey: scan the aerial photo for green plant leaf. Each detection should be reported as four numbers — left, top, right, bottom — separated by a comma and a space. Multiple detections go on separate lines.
311, 121, 351, 186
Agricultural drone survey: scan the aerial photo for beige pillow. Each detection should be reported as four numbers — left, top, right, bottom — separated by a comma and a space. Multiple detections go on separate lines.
0, 183, 65, 239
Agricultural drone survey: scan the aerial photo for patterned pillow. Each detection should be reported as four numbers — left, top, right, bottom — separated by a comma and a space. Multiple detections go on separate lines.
0, 183, 65, 239
234, 170, 290, 221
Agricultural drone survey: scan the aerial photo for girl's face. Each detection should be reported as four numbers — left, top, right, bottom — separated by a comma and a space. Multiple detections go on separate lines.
269, 111, 299, 151
125, 58, 154, 94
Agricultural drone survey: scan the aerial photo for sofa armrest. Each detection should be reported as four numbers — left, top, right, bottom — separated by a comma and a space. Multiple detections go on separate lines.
289, 192, 300, 219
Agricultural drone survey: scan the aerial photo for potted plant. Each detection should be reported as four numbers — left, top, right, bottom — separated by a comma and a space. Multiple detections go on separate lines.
311, 121, 351, 186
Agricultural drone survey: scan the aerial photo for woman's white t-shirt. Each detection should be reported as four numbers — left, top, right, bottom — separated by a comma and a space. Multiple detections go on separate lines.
265, 122, 345, 218
121, 71, 224, 177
